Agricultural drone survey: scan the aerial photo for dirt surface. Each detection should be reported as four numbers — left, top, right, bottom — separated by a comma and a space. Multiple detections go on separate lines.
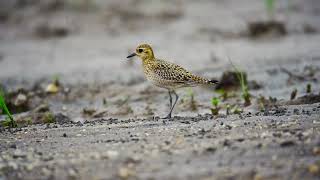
0, 104, 320, 180
1, 0, 320, 179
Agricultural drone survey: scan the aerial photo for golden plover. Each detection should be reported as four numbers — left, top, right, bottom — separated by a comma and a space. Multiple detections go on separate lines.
127, 43, 218, 119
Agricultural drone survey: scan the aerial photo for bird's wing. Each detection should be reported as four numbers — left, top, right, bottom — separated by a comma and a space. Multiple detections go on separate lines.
153, 60, 195, 84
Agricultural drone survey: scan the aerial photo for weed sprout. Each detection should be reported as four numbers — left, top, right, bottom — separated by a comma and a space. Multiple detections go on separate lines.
0, 89, 17, 127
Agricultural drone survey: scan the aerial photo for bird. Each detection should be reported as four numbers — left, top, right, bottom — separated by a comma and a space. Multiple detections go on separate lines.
127, 43, 218, 119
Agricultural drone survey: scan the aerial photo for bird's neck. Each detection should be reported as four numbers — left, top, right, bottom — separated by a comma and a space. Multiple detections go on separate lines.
142, 56, 156, 64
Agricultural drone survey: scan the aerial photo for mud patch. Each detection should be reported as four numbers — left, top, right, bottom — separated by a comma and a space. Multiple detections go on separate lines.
34, 23, 70, 38
247, 21, 287, 38
283, 93, 320, 105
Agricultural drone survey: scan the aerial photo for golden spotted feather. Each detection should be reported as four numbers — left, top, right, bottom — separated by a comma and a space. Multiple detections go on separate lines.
143, 59, 213, 90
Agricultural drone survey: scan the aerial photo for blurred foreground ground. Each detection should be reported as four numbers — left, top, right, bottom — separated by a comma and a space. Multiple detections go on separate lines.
0, 0, 320, 179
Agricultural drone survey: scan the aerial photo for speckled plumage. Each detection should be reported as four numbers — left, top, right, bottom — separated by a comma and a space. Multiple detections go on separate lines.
127, 43, 218, 119
143, 59, 212, 90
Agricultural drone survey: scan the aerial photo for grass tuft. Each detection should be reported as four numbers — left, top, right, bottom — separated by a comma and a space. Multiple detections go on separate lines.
290, 88, 297, 100
265, 0, 275, 19
210, 97, 220, 115
227, 57, 251, 106
0, 89, 17, 127
306, 84, 312, 93
43, 112, 56, 124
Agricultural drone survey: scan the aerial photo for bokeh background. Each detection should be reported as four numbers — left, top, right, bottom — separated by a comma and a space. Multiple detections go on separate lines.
1, 0, 320, 117
1, 1, 320, 180
0, 0, 319, 85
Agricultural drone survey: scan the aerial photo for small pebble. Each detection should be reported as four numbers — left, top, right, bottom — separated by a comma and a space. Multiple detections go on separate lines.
68, 168, 77, 178
13, 149, 27, 159
308, 164, 319, 174
223, 139, 231, 147
313, 147, 320, 155
293, 108, 300, 115
9, 144, 17, 149
14, 93, 27, 106
280, 140, 295, 147
225, 125, 232, 130
42, 167, 51, 176
205, 147, 216, 153
103, 150, 119, 159
8, 161, 18, 170
118, 167, 135, 179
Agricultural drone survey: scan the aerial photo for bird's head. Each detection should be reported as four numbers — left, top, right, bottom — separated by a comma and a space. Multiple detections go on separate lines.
127, 44, 155, 61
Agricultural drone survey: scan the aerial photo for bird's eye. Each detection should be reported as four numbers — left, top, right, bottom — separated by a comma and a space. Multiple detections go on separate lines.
138, 49, 143, 53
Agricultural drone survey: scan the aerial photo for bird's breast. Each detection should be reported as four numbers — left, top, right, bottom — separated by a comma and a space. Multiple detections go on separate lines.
143, 69, 181, 90
142, 65, 166, 88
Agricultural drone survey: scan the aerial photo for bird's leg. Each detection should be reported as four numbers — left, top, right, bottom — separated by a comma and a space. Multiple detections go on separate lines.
162, 90, 172, 120
163, 90, 179, 119
168, 90, 172, 108
170, 90, 179, 116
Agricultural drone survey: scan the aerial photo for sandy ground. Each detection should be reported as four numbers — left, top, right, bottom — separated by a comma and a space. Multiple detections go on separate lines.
0, 0, 320, 179
1, 104, 320, 180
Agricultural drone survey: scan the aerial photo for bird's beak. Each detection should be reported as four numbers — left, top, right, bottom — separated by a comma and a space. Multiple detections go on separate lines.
127, 53, 136, 58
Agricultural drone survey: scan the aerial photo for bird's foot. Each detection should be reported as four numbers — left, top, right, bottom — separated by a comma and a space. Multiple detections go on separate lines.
161, 114, 171, 119
161, 114, 172, 124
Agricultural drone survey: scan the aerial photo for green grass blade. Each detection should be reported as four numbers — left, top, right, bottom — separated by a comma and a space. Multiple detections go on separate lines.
227, 56, 251, 106
211, 97, 220, 107
265, 0, 275, 12
0, 89, 16, 127
227, 57, 246, 93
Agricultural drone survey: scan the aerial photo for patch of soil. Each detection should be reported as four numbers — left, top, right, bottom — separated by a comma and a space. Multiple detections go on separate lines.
247, 21, 287, 38
215, 71, 248, 90
34, 23, 70, 38
283, 93, 320, 105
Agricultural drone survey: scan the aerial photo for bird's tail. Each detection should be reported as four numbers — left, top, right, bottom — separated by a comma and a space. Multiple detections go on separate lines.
191, 75, 219, 85
207, 79, 219, 84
